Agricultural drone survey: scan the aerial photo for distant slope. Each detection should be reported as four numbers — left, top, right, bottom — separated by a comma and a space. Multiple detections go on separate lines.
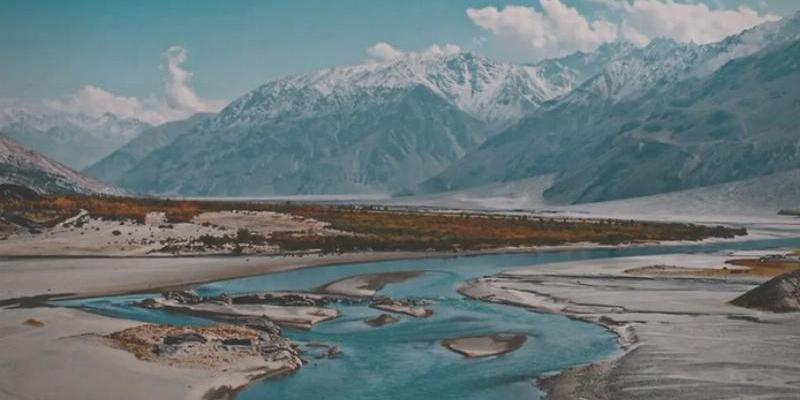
83, 113, 213, 184
0, 135, 120, 195
391, 169, 800, 222
419, 13, 800, 202
545, 38, 800, 203
0, 107, 150, 170
561, 169, 800, 220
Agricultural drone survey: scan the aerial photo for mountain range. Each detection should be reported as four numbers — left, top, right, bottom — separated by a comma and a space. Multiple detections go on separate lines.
6, 12, 799, 203
419, 13, 800, 204
110, 52, 592, 196
0, 105, 150, 170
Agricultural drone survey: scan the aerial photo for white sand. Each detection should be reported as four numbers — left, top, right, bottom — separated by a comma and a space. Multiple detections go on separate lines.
0, 307, 263, 400
0, 210, 337, 257
460, 254, 800, 399
0, 252, 430, 301
0, 251, 432, 400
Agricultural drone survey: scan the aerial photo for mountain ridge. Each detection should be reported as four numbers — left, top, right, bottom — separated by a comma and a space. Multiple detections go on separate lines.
0, 134, 120, 195
417, 12, 800, 202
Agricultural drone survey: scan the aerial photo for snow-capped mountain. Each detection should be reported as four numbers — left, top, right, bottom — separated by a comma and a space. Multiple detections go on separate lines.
533, 41, 638, 93
420, 12, 800, 202
552, 14, 799, 107
0, 135, 120, 195
119, 84, 488, 195
0, 104, 150, 170
216, 51, 575, 131
115, 51, 591, 196
544, 37, 800, 203
83, 112, 214, 184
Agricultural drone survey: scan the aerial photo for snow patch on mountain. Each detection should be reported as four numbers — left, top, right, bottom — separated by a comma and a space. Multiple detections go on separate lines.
217, 52, 574, 130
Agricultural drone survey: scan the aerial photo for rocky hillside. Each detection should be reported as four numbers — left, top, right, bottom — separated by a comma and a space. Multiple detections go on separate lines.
118, 85, 487, 195
116, 50, 602, 196
731, 269, 800, 312
419, 13, 800, 203
83, 113, 214, 184
0, 135, 119, 195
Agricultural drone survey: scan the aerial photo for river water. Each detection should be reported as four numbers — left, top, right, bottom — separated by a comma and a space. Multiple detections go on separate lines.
62, 237, 800, 400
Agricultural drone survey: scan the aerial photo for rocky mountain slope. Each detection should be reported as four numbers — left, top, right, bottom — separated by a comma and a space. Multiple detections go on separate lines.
83, 113, 213, 184
544, 38, 800, 203
0, 135, 119, 195
419, 13, 800, 203
119, 85, 487, 195
116, 51, 591, 196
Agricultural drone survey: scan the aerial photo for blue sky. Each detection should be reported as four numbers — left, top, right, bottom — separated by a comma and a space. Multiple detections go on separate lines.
1, 0, 798, 123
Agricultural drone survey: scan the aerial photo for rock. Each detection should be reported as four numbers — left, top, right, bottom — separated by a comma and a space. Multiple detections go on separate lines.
326, 345, 341, 359
162, 290, 202, 304
137, 298, 160, 308
364, 313, 399, 327
220, 316, 282, 336
214, 293, 232, 305
370, 298, 433, 318
163, 332, 207, 345
154, 344, 178, 356
730, 269, 800, 312
229, 292, 329, 307
107, 323, 304, 381
221, 338, 252, 346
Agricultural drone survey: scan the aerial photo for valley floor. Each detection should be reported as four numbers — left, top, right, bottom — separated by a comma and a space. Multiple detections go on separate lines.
0, 206, 799, 400
460, 253, 800, 400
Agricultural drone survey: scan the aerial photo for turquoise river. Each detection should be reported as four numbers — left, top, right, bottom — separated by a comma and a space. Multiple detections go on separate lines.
59, 237, 800, 400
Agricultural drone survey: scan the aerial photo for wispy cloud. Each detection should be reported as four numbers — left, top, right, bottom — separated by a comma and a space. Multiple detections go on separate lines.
466, 0, 618, 60
618, 0, 780, 46
365, 42, 461, 62
45, 85, 174, 125
366, 42, 405, 62
162, 46, 225, 114
467, 0, 779, 60
40, 45, 224, 126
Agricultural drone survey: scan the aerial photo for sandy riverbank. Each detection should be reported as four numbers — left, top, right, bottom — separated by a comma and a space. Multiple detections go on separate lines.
0, 252, 437, 400
1, 236, 798, 400
0, 251, 441, 303
0, 307, 279, 400
458, 253, 800, 399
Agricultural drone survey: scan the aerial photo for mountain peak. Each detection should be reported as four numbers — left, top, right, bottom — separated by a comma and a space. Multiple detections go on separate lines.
219, 51, 575, 130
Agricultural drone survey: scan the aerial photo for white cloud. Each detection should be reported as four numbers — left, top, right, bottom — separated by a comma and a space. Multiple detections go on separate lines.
366, 42, 405, 61
466, 0, 780, 60
466, 0, 618, 60
365, 42, 461, 62
45, 85, 179, 125
423, 43, 462, 56
40, 45, 223, 126
162, 46, 225, 113
619, 1, 780, 46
